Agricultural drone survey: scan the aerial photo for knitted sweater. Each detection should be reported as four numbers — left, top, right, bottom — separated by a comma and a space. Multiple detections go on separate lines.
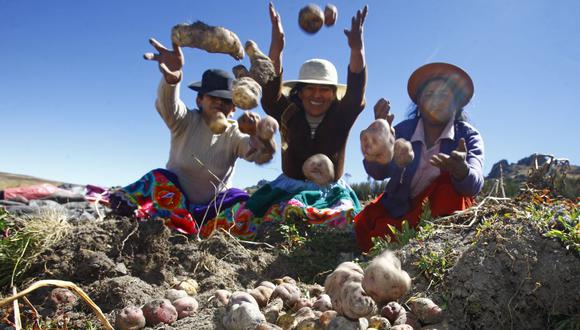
156, 79, 261, 204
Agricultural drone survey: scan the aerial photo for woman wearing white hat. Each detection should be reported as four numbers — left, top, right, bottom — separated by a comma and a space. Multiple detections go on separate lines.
235, 3, 369, 233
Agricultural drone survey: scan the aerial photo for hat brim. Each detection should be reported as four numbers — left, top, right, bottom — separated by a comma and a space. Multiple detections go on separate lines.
188, 81, 232, 100
282, 80, 347, 100
407, 62, 474, 108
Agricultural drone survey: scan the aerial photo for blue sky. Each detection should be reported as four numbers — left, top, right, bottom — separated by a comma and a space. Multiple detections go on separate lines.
1, 0, 579, 189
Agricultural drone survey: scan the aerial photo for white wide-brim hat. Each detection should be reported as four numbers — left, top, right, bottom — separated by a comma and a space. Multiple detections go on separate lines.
282, 59, 347, 99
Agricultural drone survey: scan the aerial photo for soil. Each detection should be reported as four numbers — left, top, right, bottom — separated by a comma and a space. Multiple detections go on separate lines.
1, 192, 578, 330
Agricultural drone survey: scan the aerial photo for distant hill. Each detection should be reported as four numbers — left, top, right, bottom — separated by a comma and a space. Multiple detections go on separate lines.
0, 172, 65, 190
484, 154, 579, 199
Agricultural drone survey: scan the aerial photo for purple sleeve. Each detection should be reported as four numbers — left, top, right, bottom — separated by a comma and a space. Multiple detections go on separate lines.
451, 131, 485, 196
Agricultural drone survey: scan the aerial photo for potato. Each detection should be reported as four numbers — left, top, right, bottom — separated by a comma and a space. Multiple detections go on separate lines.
232, 64, 251, 79
257, 115, 279, 141
302, 153, 335, 186
175, 278, 199, 296
214, 289, 232, 306
324, 262, 364, 299
232, 77, 262, 110
49, 288, 77, 308
308, 284, 325, 298
246, 40, 276, 86
259, 281, 277, 290
248, 285, 274, 307
393, 138, 414, 168
312, 294, 332, 312
380, 301, 405, 323
299, 4, 324, 34
338, 280, 377, 319
408, 297, 443, 325
390, 325, 414, 330
223, 301, 266, 330
271, 282, 301, 308
256, 323, 283, 330
228, 291, 259, 308
263, 297, 284, 324
292, 297, 314, 312
172, 296, 199, 319
324, 4, 338, 26
115, 305, 146, 330
142, 299, 178, 326
327, 315, 369, 330
164, 288, 188, 303
273, 276, 296, 286
360, 119, 396, 165
319, 310, 338, 328
171, 21, 244, 60
369, 315, 392, 330
393, 311, 419, 329
362, 250, 411, 305
208, 112, 230, 134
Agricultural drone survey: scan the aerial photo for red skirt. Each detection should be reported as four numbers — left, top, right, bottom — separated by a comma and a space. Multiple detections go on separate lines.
354, 173, 475, 252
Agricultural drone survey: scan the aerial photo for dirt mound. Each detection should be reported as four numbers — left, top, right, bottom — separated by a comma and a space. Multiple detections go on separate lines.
0, 192, 578, 329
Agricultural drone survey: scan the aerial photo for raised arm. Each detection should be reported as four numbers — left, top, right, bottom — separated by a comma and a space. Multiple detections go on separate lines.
268, 2, 285, 75
344, 5, 367, 74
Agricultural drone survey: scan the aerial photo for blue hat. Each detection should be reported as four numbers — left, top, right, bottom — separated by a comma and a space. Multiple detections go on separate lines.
188, 69, 233, 99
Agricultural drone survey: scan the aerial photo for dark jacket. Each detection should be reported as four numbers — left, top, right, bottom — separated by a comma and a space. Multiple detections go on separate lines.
261, 67, 366, 181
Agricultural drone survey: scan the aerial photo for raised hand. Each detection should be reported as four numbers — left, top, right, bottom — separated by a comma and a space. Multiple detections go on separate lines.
344, 5, 368, 51
374, 98, 394, 124
268, 2, 285, 74
143, 38, 184, 84
430, 138, 469, 179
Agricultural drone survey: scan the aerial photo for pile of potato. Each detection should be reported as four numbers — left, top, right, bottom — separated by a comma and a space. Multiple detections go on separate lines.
210, 250, 443, 330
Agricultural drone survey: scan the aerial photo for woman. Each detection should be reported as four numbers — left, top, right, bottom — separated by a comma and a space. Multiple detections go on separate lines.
226, 4, 369, 235
354, 62, 484, 252
110, 38, 275, 237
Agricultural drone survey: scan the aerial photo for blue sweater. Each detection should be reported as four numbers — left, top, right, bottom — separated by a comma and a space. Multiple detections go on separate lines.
363, 117, 484, 218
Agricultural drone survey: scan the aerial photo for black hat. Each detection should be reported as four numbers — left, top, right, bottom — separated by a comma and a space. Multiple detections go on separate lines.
188, 69, 233, 99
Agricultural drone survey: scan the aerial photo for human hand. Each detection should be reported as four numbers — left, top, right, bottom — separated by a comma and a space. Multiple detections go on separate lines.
344, 5, 368, 51
430, 138, 469, 180
268, 2, 285, 59
374, 98, 394, 124
143, 38, 184, 84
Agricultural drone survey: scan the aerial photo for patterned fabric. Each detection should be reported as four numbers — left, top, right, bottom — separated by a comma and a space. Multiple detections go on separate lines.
111, 169, 249, 236
208, 174, 362, 239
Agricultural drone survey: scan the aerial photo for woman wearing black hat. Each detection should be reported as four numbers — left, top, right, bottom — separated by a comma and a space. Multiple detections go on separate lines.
354, 63, 485, 252
109, 39, 276, 237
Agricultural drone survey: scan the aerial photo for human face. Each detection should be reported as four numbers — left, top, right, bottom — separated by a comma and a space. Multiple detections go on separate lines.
197, 94, 235, 121
418, 80, 457, 126
298, 84, 336, 117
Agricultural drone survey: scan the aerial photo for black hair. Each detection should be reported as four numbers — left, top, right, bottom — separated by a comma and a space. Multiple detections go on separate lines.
406, 77, 469, 122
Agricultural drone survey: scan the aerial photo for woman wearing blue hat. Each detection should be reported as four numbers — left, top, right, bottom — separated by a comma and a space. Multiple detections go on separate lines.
110, 39, 276, 237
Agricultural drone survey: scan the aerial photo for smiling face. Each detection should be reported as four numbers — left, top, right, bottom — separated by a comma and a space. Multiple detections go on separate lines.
417, 79, 457, 126
298, 84, 336, 117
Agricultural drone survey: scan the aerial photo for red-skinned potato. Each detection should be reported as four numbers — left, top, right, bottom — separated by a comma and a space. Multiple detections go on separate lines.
324, 4, 338, 26
312, 294, 332, 312
302, 154, 335, 186
173, 296, 199, 319
238, 111, 261, 135
393, 138, 414, 168
49, 288, 77, 308
115, 305, 146, 330
142, 299, 178, 326
360, 119, 396, 165
362, 250, 411, 305
298, 4, 324, 34
381, 301, 405, 323
214, 289, 232, 306
408, 297, 443, 325
271, 282, 301, 308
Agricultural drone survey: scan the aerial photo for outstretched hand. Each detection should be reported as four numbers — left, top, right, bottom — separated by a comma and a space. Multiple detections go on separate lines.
344, 5, 368, 51
143, 38, 184, 84
430, 138, 469, 180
